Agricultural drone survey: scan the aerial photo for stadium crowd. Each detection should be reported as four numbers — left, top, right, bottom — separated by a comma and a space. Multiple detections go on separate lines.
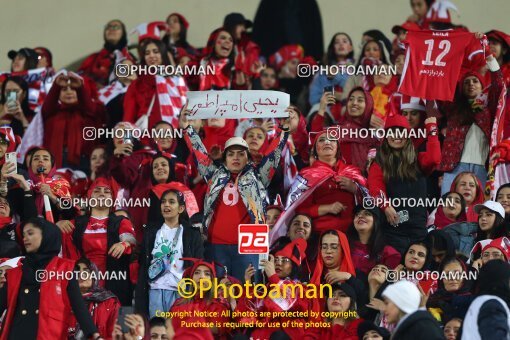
1, 0, 510, 339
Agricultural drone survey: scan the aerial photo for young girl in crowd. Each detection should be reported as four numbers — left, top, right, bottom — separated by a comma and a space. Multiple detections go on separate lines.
123, 38, 187, 129
347, 205, 401, 275
394, 241, 433, 285
163, 13, 197, 57
311, 230, 358, 288
426, 230, 456, 270
136, 189, 203, 318
368, 114, 440, 254
439, 55, 504, 194
496, 183, 510, 224
28, 147, 74, 220
474, 200, 507, 242
308, 32, 353, 107
199, 28, 245, 91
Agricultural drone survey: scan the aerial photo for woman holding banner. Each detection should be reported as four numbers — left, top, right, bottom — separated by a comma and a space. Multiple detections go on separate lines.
180, 105, 290, 281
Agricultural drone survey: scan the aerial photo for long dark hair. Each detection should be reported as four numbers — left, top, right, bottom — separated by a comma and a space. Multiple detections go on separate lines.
205, 28, 236, 80
496, 183, 510, 225
0, 76, 32, 118
150, 154, 176, 185
346, 209, 386, 261
103, 19, 128, 51
163, 14, 188, 46
161, 189, 189, 224
375, 138, 420, 182
324, 32, 354, 66
356, 39, 389, 67
475, 209, 507, 242
401, 240, 433, 271
139, 38, 172, 66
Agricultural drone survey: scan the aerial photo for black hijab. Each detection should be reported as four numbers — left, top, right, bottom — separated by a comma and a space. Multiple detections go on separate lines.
103, 20, 128, 52
22, 217, 62, 285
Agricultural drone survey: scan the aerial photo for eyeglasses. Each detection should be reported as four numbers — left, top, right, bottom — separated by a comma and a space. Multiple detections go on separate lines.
105, 24, 122, 31
482, 252, 504, 259
321, 243, 340, 250
274, 257, 291, 264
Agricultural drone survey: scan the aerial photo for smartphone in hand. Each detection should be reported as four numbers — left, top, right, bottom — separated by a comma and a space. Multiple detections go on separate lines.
323, 85, 334, 96
118, 306, 134, 334
5, 152, 17, 174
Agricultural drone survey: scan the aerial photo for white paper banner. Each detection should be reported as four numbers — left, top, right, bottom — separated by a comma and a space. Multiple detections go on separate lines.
187, 90, 290, 119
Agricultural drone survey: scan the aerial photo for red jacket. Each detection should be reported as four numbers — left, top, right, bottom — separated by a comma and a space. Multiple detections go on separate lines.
170, 298, 229, 340
250, 274, 310, 340
79, 49, 115, 86
305, 318, 364, 340
350, 241, 401, 275
68, 296, 120, 340
109, 149, 154, 242
42, 81, 99, 168
439, 70, 504, 172
123, 75, 162, 129
296, 160, 357, 233
1, 257, 75, 340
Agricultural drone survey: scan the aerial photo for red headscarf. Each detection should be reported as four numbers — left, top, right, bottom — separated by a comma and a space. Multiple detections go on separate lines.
269, 45, 304, 71
340, 87, 378, 169
311, 230, 356, 285
87, 177, 118, 200
181, 258, 217, 279
243, 126, 269, 162
433, 202, 467, 230
450, 172, 485, 222
275, 238, 307, 266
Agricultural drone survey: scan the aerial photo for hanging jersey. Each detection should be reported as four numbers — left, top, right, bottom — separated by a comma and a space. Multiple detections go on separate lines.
399, 30, 482, 101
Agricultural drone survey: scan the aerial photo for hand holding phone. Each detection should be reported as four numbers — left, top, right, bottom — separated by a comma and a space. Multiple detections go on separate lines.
5, 153, 17, 175
117, 306, 134, 334
6, 92, 18, 112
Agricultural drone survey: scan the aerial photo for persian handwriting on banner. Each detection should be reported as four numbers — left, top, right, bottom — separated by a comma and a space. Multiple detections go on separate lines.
187, 90, 290, 119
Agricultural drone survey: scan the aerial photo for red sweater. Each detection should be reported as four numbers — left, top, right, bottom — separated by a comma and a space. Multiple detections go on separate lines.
296, 160, 357, 233
350, 241, 401, 274
42, 82, 98, 168
123, 75, 162, 129
109, 150, 154, 242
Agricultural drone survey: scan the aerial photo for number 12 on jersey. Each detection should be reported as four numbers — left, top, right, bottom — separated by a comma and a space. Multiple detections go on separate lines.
422, 39, 451, 67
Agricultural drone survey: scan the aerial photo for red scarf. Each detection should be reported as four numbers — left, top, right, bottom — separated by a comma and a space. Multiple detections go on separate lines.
28, 165, 71, 213
0, 216, 13, 230
310, 230, 356, 285
450, 175, 485, 222
433, 205, 467, 230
